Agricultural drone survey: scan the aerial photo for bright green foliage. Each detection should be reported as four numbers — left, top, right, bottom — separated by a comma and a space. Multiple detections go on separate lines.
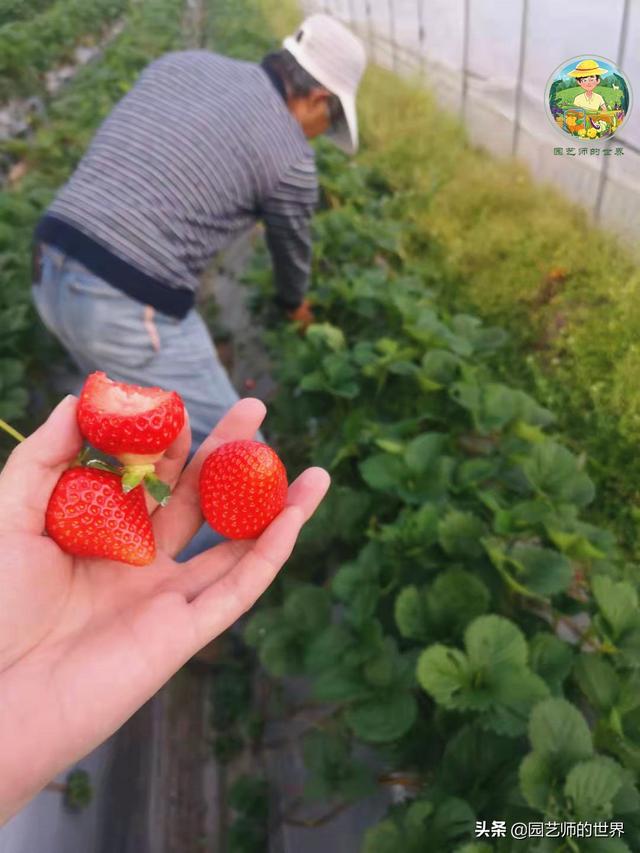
0, 0, 55, 27
0, 0, 129, 100
228, 776, 269, 853
303, 728, 376, 801
0, 0, 185, 452
363, 796, 475, 853
235, 115, 640, 850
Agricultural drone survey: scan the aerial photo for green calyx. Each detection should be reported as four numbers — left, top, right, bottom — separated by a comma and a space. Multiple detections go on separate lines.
140, 472, 172, 507
79, 452, 172, 506
121, 464, 171, 506
121, 462, 157, 492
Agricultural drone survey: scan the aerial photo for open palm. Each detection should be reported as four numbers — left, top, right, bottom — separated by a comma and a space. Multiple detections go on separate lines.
0, 395, 329, 824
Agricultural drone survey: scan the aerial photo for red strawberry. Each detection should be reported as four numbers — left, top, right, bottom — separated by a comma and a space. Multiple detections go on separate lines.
77, 372, 185, 464
199, 440, 288, 540
46, 467, 156, 567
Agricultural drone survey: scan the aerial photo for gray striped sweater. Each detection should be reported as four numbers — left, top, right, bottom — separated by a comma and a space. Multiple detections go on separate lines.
36, 50, 319, 318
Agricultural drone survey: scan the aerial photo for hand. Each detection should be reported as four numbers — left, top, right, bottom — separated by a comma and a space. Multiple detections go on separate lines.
0, 395, 330, 824
286, 298, 315, 332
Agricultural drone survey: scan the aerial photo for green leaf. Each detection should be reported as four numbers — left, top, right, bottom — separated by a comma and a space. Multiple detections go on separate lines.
426, 569, 491, 639
484, 667, 550, 736
359, 453, 406, 491
303, 730, 375, 802
404, 432, 447, 474
438, 510, 485, 558
509, 543, 573, 597
363, 637, 398, 688
305, 322, 345, 351
258, 625, 303, 677
519, 751, 554, 810
331, 560, 380, 625
345, 690, 418, 743
283, 585, 331, 634
573, 654, 620, 712
465, 615, 528, 671
521, 441, 595, 507
430, 797, 475, 846
243, 608, 282, 648
395, 585, 429, 641
455, 458, 500, 490
375, 438, 405, 454
417, 645, 472, 707
592, 575, 639, 639
441, 723, 517, 809
528, 698, 593, 767
304, 625, 354, 675
312, 666, 370, 703
547, 527, 605, 560
564, 756, 625, 820
363, 820, 401, 853
529, 633, 574, 694
421, 349, 461, 386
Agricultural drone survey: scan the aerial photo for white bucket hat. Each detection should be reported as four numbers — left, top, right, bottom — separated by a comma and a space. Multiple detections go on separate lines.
283, 14, 367, 154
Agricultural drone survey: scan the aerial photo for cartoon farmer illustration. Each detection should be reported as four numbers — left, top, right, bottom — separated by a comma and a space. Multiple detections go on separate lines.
569, 59, 608, 112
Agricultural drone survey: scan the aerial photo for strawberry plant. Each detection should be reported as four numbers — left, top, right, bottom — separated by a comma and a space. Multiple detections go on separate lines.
0, 0, 55, 27
0, 0, 129, 100
0, 0, 186, 456
237, 130, 640, 850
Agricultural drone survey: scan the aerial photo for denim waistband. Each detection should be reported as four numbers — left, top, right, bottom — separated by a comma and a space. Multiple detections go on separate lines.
35, 216, 196, 319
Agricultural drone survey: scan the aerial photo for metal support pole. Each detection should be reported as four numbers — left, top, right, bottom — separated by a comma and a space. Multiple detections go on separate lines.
594, 0, 630, 223
417, 0, 426, 76
511, 0, 529, 156
461, 0, 470, 118
388, 0, 397, 71
365, 0, 376, 63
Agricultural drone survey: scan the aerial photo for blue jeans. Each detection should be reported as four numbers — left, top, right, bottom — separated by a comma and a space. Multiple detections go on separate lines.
32, 244, 252, 560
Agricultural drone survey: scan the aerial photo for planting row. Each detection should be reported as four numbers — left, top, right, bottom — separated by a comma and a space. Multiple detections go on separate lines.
0, 0, 186, 448
0, 0, 53, 28
0, 0, 129, 101
242, 136, 640, 852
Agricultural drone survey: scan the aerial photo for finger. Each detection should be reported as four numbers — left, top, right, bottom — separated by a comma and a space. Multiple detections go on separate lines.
146, 414, 192, 514
166, 464, 327, 600
0, 395, 82, 535
153, 398, 267, 556
188, 467, 330, 648
163, 539, 251, 598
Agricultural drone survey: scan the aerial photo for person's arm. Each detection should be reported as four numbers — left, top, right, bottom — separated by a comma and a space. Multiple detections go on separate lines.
261, 155, 319, 321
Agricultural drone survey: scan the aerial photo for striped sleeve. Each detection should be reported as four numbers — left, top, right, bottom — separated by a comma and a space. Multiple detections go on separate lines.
261, 155, 319, 310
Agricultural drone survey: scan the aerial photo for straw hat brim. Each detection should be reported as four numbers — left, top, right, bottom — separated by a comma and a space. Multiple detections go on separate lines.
568, 65, 608, 77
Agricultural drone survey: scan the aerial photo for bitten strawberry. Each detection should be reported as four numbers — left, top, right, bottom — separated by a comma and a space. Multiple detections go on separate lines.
45, 467, 155, 567
199, 440, 288, 540
77, 372, 185, 465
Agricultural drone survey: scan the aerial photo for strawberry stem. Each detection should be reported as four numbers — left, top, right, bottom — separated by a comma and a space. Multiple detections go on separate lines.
143, 473, 172, 507
0, 418, 26, 444
122, 463, 157, 493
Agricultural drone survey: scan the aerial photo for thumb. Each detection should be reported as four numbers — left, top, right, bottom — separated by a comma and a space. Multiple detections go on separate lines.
0, 396, 83, 535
